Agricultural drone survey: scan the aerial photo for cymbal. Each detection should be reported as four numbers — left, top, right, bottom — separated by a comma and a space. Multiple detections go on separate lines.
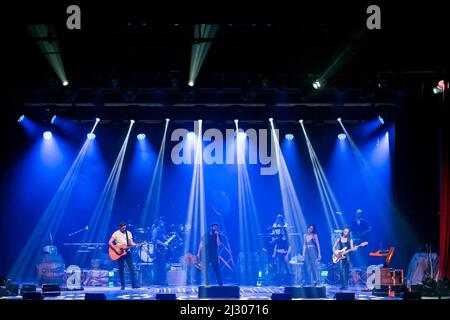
267, 226, 293, 230
134, 227, 150, 234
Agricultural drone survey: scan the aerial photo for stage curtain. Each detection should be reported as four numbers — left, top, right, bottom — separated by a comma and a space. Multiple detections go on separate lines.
440, 119, 450, 280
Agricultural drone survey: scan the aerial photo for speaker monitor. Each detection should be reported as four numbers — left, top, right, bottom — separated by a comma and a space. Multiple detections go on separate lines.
85, 293, 107, 300
334, 292, 355, 300
22, 292, 43, 300
284, 286, 327, 299
198, 286, 240, 299
42, 284, 61, 297
7, 284, 19, 296
155, 293, 177, 300
402, 291, 422, 300
20, 284, 37, 294
271, 293, 292, 300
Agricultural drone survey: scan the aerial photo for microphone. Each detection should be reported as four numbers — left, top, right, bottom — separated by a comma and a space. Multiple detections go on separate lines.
68, 226, 89, 237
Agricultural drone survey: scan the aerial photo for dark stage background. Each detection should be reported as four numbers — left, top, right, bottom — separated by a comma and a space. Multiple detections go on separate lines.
0, 96, 441, 280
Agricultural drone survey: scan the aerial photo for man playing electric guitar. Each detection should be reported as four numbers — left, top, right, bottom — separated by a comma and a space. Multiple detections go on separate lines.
109, 221, 143, 290
350, 209, 371, 244
151, 217, 168, 285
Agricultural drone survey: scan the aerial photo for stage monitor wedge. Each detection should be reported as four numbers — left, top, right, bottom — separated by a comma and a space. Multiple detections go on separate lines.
198, 286, 240, 299
85, 293, 107, 300
284, 286, 327, 299
334, 292, 355, 300
155, 293, 177, 300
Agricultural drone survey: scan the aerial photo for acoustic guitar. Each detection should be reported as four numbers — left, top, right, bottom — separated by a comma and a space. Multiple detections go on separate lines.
109, 242, 145, 260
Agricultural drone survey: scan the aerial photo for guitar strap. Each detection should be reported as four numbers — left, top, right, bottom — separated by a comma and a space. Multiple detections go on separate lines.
125, 230, 130, 251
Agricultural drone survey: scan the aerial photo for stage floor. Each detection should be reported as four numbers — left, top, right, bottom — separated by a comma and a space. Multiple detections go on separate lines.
4, 284, 446, 301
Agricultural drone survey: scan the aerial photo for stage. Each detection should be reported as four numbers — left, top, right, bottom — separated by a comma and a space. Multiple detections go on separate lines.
3, 284, 448, 301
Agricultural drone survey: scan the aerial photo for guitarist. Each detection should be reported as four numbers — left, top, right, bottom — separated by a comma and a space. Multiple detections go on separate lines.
333, 227, 353, 290
350, 209, 371, 244
151, 217, 168, 285
109, 221, 139, 290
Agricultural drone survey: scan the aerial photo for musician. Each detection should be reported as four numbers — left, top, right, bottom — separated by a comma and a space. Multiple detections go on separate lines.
273, 214, 287, 228
272, 227, 291, 285
109, 221, 139, 290
350, 209, 371, 244
197, 223, 223, 286
333, 227, 353, 290
151, 217, 168, 285
302, 224, 321, 285
270, 214, 288, 243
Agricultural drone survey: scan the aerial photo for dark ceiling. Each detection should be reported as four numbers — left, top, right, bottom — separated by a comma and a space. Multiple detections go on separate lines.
3, 1, 449, 121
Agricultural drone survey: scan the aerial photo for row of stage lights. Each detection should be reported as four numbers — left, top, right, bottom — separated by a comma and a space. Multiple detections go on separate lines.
19, 115, 386, 142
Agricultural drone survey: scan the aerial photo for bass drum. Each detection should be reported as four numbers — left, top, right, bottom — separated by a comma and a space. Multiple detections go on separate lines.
139, 242, 155, 263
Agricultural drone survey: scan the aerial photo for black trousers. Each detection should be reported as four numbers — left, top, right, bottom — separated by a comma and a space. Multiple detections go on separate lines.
339, 259, 350, 289
154, 253, 167, 285
117, 253, 136, 288
275, 253, 291, 285
304, 253, 318, 285
205, 255, 223, 286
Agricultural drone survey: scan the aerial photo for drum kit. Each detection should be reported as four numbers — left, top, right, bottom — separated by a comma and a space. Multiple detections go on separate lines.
130, 224, 185, 264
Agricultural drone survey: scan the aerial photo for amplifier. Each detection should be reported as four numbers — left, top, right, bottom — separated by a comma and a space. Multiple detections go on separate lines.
380, 268, 404, 286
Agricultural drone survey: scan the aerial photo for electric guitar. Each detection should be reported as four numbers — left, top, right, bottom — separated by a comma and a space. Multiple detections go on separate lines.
156, 233, 176, 254
109, 242, 145, 260
332, 242, 368, 263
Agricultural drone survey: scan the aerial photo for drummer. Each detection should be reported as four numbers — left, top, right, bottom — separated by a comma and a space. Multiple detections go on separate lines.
273, 214, 288, 229
270, 214, 287, 243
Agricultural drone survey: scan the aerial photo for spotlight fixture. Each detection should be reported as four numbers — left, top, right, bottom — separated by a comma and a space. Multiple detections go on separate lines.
87, 133, 96, 140
187, 132, 196, 141
198, 119, 202, 124
43, 131, 53, 140
130, 119, 135, 124
165, 118, 170, 122
137, 133, 146, 140
17, 115, 25, 123
188, 81, 194, 87
338, 133, 346, 140
95, 118, 100, 122
285, 133, 294, 140
234, 119, 239, 124
299, 119, 304, 124
312, 80, 321, 89
51, 115, 57, 124
268, 117, 273, 122
433, 80, 447, 94
62, 80, 69, 86
378, 116, 384, 124
337, 117, 342, 122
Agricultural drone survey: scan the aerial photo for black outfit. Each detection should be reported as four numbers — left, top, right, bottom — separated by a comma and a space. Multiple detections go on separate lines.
152, 226, 167, 285
350, 219, 370, 243
117, 231, 137, 289
350, 219, 370, 268
274, 236, 291, 285
304, 235, 319, 285
202, 231, 223, 286
337, 237, 351, 289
